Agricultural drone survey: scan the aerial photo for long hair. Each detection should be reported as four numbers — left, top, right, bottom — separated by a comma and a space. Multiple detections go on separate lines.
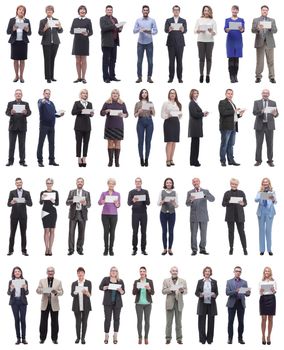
262, 266, 274, 281
201, 5, 213, 18
109, 266, 120, 281
189, 89, 199, 100
11, 266, 24, 279
168, 89, 182, 111
260, 178, 273, 192
106, 89, 124, 104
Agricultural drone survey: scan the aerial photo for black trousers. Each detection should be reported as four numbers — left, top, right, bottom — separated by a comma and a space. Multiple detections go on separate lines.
37, 125, 55, 163
227, 222, 247, 249
168, 45, 184, 80
255, 125, 273, 162
68, 217, 86, 253
228, 57, 239, 76
8, 130, 26, 163
132, 212, 147, 252
228, 300, 245, 340
104, 304, 121, 333
102, 214, 117, 251
102, 46, 117, 81
198, 309, 215, 343
9, 217, 27, 253
190, 137, 200, 165
11, 300, 27, 339
39, 303, 59, 341
42, 44, 59, 80
75, 130, 91, 157
74, 311, 89, 340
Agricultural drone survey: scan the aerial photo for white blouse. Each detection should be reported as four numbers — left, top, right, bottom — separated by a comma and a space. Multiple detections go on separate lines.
259, 280, 277, 295
15, 16, 24, 41
161, 101, 182, 119
194, 18, 217, 42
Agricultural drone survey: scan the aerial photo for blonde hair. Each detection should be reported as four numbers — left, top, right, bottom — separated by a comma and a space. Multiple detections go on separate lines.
80, 89, 88, 98
107, 178, 116, 186
230, 178, 239, 185
262, 266, 274, 281
109, 266, 120, 281
106, 89, 124, 104
260, 178, 273, 192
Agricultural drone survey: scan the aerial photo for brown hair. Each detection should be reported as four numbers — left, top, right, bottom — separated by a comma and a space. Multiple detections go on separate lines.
201, 5, 213, 18
16, 5, 26, 16
189, 89, 199, 100
203, 266, 212, 276
168, 89, 182, 111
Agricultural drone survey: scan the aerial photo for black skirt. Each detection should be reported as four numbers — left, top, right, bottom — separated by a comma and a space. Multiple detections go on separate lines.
164, 117, 180, 142
259, 294, 276, 316
11, 41, 28, 60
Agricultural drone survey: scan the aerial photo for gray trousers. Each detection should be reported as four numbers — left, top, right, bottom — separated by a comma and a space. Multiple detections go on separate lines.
255, 43, 275, 79
135, 304, 152, 339
197, 41, 214, 75
68, 211, 86, 253
166, 300, 182, 341
255, 125, 273, 162
190, 221, 208, 252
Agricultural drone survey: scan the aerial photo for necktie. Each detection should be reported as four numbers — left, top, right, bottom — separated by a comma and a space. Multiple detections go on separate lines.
264, 100, 267, 122
263, 190, 268, 207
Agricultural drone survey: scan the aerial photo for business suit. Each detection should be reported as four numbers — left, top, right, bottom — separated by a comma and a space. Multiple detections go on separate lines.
195, 278, 218, 344
253, 99, 278, 163
186, 188, 215, 253
188, 100, 205, 165
6, 100, 31, 165
66, 189, 91, 254
7, 189, 32, 254
7, 17, 31, 60
251, 16, 277, 79
71, 280, 92, 341
38, 17, 63, 80
162, 277, 187, 341
36, 277, 63, 342
165, 17, 187, 81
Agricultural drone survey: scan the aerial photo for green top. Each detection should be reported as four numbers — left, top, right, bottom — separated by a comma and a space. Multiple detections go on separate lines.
138, 286, 150, 305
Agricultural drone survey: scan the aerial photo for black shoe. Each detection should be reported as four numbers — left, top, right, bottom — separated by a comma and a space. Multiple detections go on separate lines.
178, 79, 183, 83
7, 251, 13, 256
103, 250, 108, 256
39, 340, 45, 344
267, 161, 275, 167
22, 252, 29, 256
22, 339, 28, 345
104, 79, 110, 83
243, 249, 248, 255
234, 75, 238, 83
68, 251, 74, 256
51, 78, 57, 82
270, 78, 276, 83
269, 252, 273, 256
77, 251, 84, 255
161, 250, 167, 255
142, 251, 148, 255
15, 339, 21, 345
49, 161, 59, 166
147, 77, 154, 83
206, 75, 210, 83
47, 79, 51, 83
200, 250, 209, 255
73, 78, 82, 83
136, 77, 142, 83
227, 338, 232, 344
81, 79, 87, 84
229, 248, 233, 255
140, 158, 145, 166
75, 339, 80, 344
199, 75, 204, 83
166, 339, 171, 344
132, 250, 137, 256
111, 77, 121, 81
238, 338, 245, 344
38, 162, 44, 167
255, 78, 261, 83
144, 158, 148, 167
109, 250, 114, 256
221, 161, 226, 167
168, 79, 173, 83
191, 251, 197, 256
262, 340, 266, 345
230, 75, 236, 83
168, 249, 173, 256
254, 161, 262, 166
177, 340, 183, 344
260, 252, 264, 255
228, 161, 240, 166
53, 340, 58, 344
20, 162, 28, 167
81, 339, 86, 344
267, 340, 271, 345
6, 162, 13, 166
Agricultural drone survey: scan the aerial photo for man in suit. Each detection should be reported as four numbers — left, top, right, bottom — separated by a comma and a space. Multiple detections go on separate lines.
5, 89, 31, 167
253, 89, 278, 167
38, 5, 63, 83
252, 5, 277, 83
164, 5, 187, 83
36, 267, 63, 344
162, 266, 187, 345
66, 178, 91, 255
7, 177, 32, 256
100, 5, 124, 83
226, 266, 251, 344
219, 89, 245, 166
186, 178, 215, 256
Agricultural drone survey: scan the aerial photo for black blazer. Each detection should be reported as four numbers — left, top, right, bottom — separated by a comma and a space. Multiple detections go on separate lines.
71, 101, 93, 132
218, 98, 240, 132
132, 278, 154, 303
7, 279, 29, 305
165, 17, 187, 47
6, 100, 31, 131
38, 17, 63, 45
7, 189, 32, 219
71, 279, 92, 312
7, 17, 31, 44
100, 15, 120, 47
99, 277, 125, 308
222, 189, 247, 222
195, 278, 218, 316
188, 100, 204, 138
66, 189, 91, 221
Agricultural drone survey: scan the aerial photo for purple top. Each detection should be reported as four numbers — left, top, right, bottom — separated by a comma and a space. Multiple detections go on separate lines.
100, 101, 128, 130
98, 191, 121, 215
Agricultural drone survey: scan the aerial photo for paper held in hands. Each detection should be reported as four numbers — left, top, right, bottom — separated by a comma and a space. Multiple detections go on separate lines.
109, 109, 123, 116
13, 279, 25, 289
16, 22, 29, 30
74, 28, 87, 34
238, 287, 251, 294
229, 197, 243, 204
115, 21, 126, 28
134, 194, 146, 202
170, 284, 183, 291
43, 287, 52, 294
75, 286, 88, 293
170, 23, 183, 31
259, 21, 272, 29
137, 282, 148, 289
73, 196, 86, 203
13, 197, 26, 204
142, 102, 153, 111
56, 110, 65, 115
81, 109, 94, 115
108, 283, 122, 291
170, 111, 180, 117
260, 284, 274, 294
191, 191, 204, 200
13, 104, 26, 113
105, 195, 118, 203
264, 106, 277, 114
48, 20, 59, 28
164, 196, 176, 203
198, 24, 212, 31
42, 192, 56, 201
260, 192, 273, 200
229, 21, 242, 30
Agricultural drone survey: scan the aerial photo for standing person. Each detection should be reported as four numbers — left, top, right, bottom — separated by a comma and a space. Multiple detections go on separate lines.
7, 266, 29, 345
252, 5, 277, 83
38, 5, 63, 83
226, 266, 251, 345
132, 267, 155, 344
71, 89, 94, 167
5, 89, 31, 167
195, 267, 218, 344
7, 5, 31, 83
186, 178, 215, 255
219, 88, 245, 166
164, 5, 187, 83
188, 89, 209, 166
100, 89, 128, 167
36, 267, 63, 344
162, 266, 187, 345
71, 267, 92, 345
66, 177, 91, 256
194, 5, 217, 83
158, 178, 178, 256
133, 5, 157, 83
70, 5, 93, 84
98, 178, 120, 256
134, 89, 155, 166
36, 89, 64, 167
161, 89, 182, 166
224, 5, 245, 83
222, 178, 247, 255
253, 89, 278, 167
99, 267, 125, 345
40, 178, 59, 256
127, 177, 150, 255
100, 5, 124, 83
255, 178, 276, 256
259, 267, 276, 345
7, 177, 32, 256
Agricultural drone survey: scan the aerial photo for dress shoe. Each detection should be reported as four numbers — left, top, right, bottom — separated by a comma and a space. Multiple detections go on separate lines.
262, 339, 266, 345
230, 75, 236, 83
38, 162, 44, 167
221, 161, 226, 167
138, 338, 142, 344
78, 163, 83, 167
166, 161, 171, 167
147, 77, 154, 83
49, 161, 59, 166
168, 79, 173, 83
177, 340, 183, 344
22, 339, 28, 345
268, 252, 273, 256
229, 248, 233, 255
144, 158, 148, 166
20, 79, 25, 83
104, 339, 109, 344
73, 78, 82, 83
255, 78, 261, 83
75, 339, 80, 344
191, 251, 197, 256
227, 338, 232, 344
168, 249, 173, 255
132, 250, 137, 256
254, 161, 262, 166
109, 250, 114, 256
53, 340, 58, 344
228, 161, 240, 166
270, 78, 276, 83
39, 340, 45, 344
103, 250, 108, 256
7, 251, 13, 256
77, 251, 84, 255
20, 162, 28, 167
234, 75, 238, 82
170, 160, 175, 166
243, 249, 248, 255
51, 78, 57, 82
206, 75, 210, 83
200, 250, 209, 255
161, 250, 167, 255
260, 252, 264, 255
47, 79, 51, 83
267, 161, 274, 167
238, 338, 245, 344
22, 252, 29, 256
82, 79, 87, 84
136, 77, 142, 83
199, 75, 204, 83
144, 338, 148, 344
15, 339, 21, 345
13, 78, 19, 82
166, 339, 171, 344
81, 339, 86, 344
68, 251, 74, 256
111, 77, 121, 81
6, 162, 13, 166
104, 79, 110, 83
267, 339, 271, 345
142, 251, 148, 255
178, 79, 183, 83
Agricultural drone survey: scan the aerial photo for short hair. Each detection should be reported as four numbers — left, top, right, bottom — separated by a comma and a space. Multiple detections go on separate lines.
15, 177, 22, 182
15, 89, 22, 94
80, 89, 88, 98
234, 266, 242, 271
140, 266, 147, 271
202, 5, 213, 18
16, 5, 26, 16
12, 266, 24, 279
163, 177, 174, 189
106, 5, 113, 9
261, 5, 269, 10
232, 5, 239, 11
47, 266, 55, 273
135, 177, 142, 182
203, 266, 212, 276
230, 177, 239, 185
77, 267, 85, 274
139, 89, 149, 101
189, 89, 199, 100
225, 88, 233, 94
46, 177, 54, 184
45, 5, 54, 12
106, 89, 124, 104
43, 89, 51, 93
78, 5, 87, 14
77, 177, 84, 182
172, 5, 180, 11
107, 178, 116, 186
142, 5, 149, 11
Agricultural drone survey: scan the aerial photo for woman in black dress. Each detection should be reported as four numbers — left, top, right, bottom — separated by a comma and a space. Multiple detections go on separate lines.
259, 266, 277, 345
39, 178, 59, 255
70, 5, 93, 83
71, 89, 94, 167
188, 89, 209, 166
7, 5, 31, 83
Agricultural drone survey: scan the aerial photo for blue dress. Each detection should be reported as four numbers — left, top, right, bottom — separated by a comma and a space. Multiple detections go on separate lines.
224, 17, 245, 58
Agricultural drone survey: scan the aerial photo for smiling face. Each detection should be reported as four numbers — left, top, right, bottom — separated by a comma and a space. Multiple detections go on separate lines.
230, 179, 239, 190
262, 178, 270, 189
15, 179, 23, 189
110, 267, 118, 278
80, 90, 88, 100
15, 89, 22, 101
142, 7, 149, 17
170, 266, 178, 278
169, 89, 176, 101
165, 179, 173, 190
46, 179, 53, 190
135, 178, 142, 190
203, 7, 210, 18
234, 267, 242, 279
225, 89, 233, 101
79, 8, 86, 17
14, 268, 22, 278
47, 268, 55, 278
111, 91, 119, 101
46, 8, 54, 18
106, 6, 113, 16
139, 268, 147, 279
231, 6, 239, 17
141, 89, 148, 100
261, 6, 268, 17
77, 270, 85, 281
261, 89, 270, 100
192, 178, 200, 189
108, 180, 115, 191
76, 178, 84, 189
204, 268, 211, 279
264, 267, 271, 279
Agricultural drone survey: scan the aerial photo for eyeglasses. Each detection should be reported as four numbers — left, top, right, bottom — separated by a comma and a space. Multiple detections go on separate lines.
47, 270, 54, 273
46, 182, 53, 185
111, 269, 118, 272
235, 270, 242, 273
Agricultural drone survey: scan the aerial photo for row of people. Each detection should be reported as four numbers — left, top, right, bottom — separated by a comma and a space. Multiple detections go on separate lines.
4, 87, 279, 168
6, 176, 277, 257
6, 5, 277, 84
7, 265, 276, 346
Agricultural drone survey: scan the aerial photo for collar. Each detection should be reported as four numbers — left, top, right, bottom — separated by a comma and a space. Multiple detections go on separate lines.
16, 16, 25, 21
203, 278, 212, 282
78, 16, 86, 20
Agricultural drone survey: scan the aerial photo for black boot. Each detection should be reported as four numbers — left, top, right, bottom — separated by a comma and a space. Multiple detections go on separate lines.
108, 148, 114, 167
140, 158, 145, 166
144, 158, 148, 167
114, 149, 120, 167
228, 58, 235, 83
234, 58, 239, 82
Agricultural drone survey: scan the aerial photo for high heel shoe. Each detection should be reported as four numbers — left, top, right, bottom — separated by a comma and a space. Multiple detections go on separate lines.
267, 338, 271, 345
170, 160, 175, 166
262, 339, 266, 345
166, 161, 171, 167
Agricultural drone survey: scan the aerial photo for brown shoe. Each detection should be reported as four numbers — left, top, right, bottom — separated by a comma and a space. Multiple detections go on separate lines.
144, 338, 149, 345
267, 161, 275, 167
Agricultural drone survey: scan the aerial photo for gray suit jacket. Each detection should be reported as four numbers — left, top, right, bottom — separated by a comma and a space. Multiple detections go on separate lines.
185, 188, 215, 222
162, 277, 187, 312
36, 278, 63, 311
253, 99, 278, 130
66, 189, 91, 220
251, 17, 277, 48
226, 278, 250, 309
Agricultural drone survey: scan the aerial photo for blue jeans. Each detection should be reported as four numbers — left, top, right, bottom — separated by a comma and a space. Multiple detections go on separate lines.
160, 212, 176, 249
220, 129, 236, 163
11, 299, 27, 339
258, 209, 274, 252
136, 117, 154, 159
137, 42, 153, 78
